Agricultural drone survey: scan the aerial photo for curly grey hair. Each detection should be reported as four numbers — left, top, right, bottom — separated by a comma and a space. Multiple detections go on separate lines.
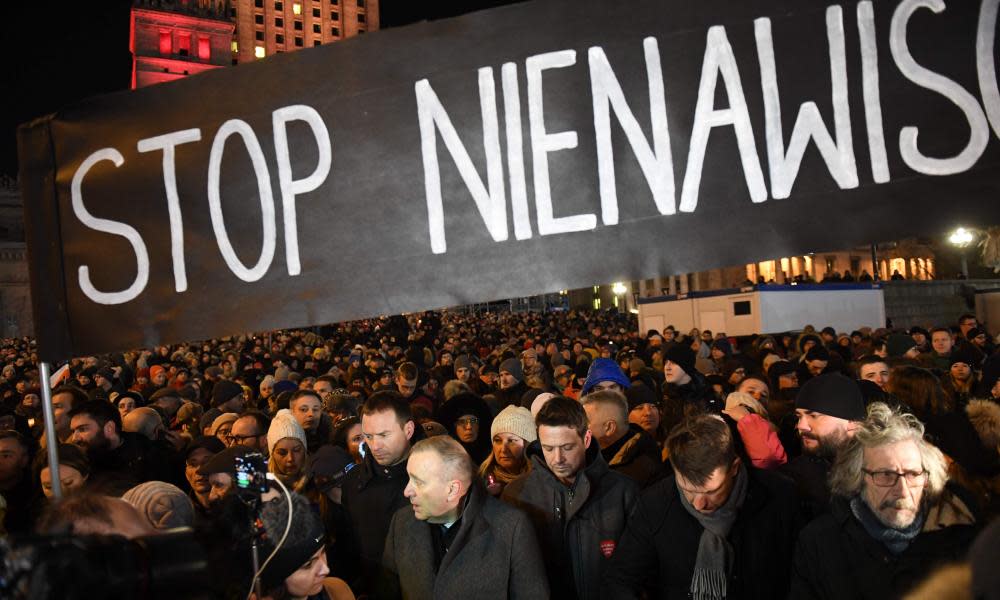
829, 402, 948, 500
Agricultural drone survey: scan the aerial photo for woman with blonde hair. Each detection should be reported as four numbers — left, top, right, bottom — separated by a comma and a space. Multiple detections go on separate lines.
479, 405, 536, 496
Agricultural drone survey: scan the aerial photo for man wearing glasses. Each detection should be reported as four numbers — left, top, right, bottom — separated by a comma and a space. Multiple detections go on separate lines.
790, 403, 979, 599
226, 411, 271, 458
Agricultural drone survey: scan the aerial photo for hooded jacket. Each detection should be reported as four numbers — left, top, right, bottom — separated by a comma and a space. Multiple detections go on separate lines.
501, 439, 639, 600
601, 424, 667, 490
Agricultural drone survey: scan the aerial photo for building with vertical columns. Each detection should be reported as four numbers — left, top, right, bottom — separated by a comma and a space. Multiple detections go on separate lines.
131, 0, 378, 91
571, 242, 938, 312
232, 0, 377, 63
131, 0, 236, 89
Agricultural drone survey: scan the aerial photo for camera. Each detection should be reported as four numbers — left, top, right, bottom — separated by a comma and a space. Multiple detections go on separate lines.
234, 452, 269, 500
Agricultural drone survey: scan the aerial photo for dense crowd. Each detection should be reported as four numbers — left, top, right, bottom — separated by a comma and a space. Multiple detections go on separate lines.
0, 308, 999, 599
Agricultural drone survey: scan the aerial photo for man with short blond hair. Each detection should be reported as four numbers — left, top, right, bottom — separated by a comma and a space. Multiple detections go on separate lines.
582, 390, 665, 488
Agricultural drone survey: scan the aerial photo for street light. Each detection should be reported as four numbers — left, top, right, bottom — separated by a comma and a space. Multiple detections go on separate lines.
949, 227, 974, 278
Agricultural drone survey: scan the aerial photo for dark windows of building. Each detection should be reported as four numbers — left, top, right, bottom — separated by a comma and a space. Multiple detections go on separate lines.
313, 23, 320, 33
276, 33, 284, 43
330, 10, 338, 20
295, 36, 303, 46
275, 0, 283, 9
230, 6, 237, 17
294, 20, 303, 30
255, 30, 264, 40
255, 13, 264, 24
276, 17, 283, 26
357, 0, 365, 7
314, 39, 321, 46
178, 32, 191, 56
358, 13, 365, 23
255, 0, 263, 7
330, 0, 338, 5
330, 26, 339, 36
312, 7, 320, 17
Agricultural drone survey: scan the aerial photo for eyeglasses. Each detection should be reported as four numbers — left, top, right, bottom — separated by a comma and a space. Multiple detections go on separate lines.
862, 469, 927, 487
225, 433, 260, 445
456, 417, 479, 426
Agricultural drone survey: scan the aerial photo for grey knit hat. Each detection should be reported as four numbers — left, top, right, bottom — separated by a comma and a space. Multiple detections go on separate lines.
122, 481, 195, 530
491, 405, 537, 443
499, 358, 523, 382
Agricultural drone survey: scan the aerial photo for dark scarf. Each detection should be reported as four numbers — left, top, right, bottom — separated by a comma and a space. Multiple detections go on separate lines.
849, 495, 925, 554
676, 465, 749, 600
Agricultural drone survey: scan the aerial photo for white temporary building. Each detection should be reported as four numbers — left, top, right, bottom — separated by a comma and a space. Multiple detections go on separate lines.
637, 283, 886, 337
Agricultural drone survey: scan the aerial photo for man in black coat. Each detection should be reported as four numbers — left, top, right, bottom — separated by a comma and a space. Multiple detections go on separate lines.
660, 344, 720, 435
338, 391, 423, 595
503, 396, 638, 600
495, 358, 530, 410
779, 373, 865, 521
68, 400, 172, 496
582, 390, 665, 489
789, 402, 980, 599
378, 436, 548, 600
603, 413, 801, 599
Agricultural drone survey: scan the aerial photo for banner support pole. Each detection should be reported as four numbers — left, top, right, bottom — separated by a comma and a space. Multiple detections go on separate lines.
39, 362, 63, 500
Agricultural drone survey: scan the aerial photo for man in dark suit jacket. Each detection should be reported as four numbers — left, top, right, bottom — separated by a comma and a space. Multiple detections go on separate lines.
377, 436, 549, 600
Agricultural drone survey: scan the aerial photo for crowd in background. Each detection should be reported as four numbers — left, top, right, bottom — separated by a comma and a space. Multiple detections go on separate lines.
0, 308, 999, 599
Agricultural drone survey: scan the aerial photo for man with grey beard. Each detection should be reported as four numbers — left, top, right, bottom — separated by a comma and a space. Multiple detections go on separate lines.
790, 403, 979, 599
779, 374, 864, 520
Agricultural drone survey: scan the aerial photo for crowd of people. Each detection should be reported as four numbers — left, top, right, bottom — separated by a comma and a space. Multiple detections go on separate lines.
1, 308, 1000, 599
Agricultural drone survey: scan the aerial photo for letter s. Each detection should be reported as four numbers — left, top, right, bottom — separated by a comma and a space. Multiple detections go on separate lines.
71, 148, 149, 305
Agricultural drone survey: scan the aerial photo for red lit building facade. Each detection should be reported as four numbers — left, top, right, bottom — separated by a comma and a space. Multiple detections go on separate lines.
131, 0, 378, 89
131, 1, 236, 89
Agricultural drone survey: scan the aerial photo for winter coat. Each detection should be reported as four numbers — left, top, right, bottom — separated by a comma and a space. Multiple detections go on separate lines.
602, 467, 801, 599
601, 424, 667, 490
339, 449, 413, 595
779, 454, 834, 522
502, 441, 639, 600
377, 483, 549, 600
789, 487, 980, 599
661, 373, 720, 434
495, 380, 529, 411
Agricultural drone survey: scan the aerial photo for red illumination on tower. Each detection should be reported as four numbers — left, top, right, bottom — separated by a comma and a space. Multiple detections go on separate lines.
130, 1, 235, 89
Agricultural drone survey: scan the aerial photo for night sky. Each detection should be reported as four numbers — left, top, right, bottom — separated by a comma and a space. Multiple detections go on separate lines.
0, 0, 524, 179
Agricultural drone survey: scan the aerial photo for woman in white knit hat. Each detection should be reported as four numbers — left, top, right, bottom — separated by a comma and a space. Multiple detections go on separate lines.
478, 405, 537, 497
268, 408, 309, 492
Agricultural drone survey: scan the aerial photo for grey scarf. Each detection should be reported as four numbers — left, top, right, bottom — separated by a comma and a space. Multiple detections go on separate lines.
849, 495, 925, 555
676, 464, 749, 600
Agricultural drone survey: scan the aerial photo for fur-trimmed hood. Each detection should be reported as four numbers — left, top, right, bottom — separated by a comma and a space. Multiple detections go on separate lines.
967, 399, 1000, 449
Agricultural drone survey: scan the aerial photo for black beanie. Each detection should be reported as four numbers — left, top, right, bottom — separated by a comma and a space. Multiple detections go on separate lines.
804, 345, 830, 362
663, 344, 696, 377
795, 373, 865, 421
211, 380, 243, 408
625, 382, 659, 413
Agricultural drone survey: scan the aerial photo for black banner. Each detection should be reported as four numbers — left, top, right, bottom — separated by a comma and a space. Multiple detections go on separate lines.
18, 0, 1000, 361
